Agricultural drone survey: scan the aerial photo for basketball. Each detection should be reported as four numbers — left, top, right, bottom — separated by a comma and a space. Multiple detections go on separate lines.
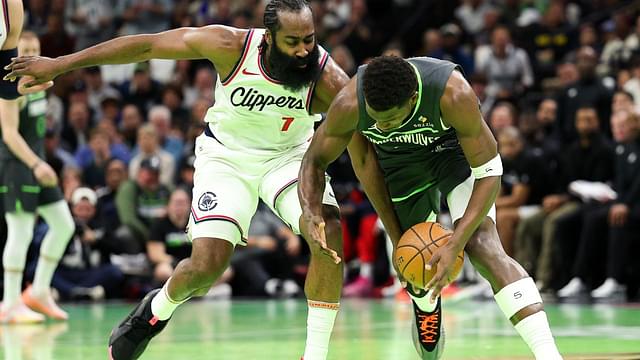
394, 222, 464, 289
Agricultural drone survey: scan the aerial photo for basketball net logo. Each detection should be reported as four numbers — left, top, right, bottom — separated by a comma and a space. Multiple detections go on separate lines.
198, 192, 218, 211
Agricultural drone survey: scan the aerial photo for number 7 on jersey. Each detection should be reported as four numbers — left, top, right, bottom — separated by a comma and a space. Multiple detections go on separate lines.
281, 117, 295, 131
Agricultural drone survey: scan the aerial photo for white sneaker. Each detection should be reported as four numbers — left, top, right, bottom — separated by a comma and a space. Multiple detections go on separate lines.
591, 278, 626, 299
557, 277, 587, 298
0, 302, 46, 324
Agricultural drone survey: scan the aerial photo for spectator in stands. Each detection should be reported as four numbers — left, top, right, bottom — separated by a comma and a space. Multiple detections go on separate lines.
116, 156, 172, 253
520, 2, 577, 82
97, 158, 128, 230
612, 89, 636, 113
556, 46, 615, 141
231, 202, 302, 298
44, 129, 78, 176
61, 101, 92, 153
476, 26, 533, 101
175, 154, 195, 191
117, 0, 173, 36
148, 188, 191, 285
184, 67, 215, 108
61, 166, 83, 203
161, 84, 190, 134
83, 66, 121, 121
558, 109, 640, 300
120, 104, 144, 150
525, 98, 562, 162
495, 126, 548, 255
454, 0, 496, 36
75, 128, 130, 188
65, 0, 117, 51
129, 124, 175, 187
118, 61, 162, 116
517, 106, 614, 291
488, 101, 518, 134
148, 105, 184, 163
34, 187, 124, 300
39, 14, 76, 58
429, 23, 474, 75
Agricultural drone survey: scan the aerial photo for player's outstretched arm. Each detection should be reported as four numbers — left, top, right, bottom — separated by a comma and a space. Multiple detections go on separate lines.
347, 132, 403, 245
5, 25, 243, 87
298, 79, 359, 262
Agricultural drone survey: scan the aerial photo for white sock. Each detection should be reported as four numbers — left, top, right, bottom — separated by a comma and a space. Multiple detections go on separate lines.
514, 312, 563, 360
2, 213, 35, 309
2, 271, 23, 310
150, 279, 187, 320
360, 262, 373, 279
33, 201, 75, 298
303, 300, 339, 360
409, 289, 438, 312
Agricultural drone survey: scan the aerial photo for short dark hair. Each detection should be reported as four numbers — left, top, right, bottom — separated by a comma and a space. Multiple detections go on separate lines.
263, 0, 310, 34
363, 56, 417, 111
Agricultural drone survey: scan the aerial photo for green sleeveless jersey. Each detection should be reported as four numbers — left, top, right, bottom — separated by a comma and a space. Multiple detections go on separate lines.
0, 91, 48, 160
356, 57, 471, 229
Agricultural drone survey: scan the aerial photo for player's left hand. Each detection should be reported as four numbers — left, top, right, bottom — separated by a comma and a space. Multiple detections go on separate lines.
17, 75, 54, 95
608, 203, 629, 226
424, 242, 462, 302
301, 212, 341, 264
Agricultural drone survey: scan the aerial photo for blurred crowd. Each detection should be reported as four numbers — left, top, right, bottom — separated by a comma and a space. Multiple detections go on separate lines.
1, 0, 639, 304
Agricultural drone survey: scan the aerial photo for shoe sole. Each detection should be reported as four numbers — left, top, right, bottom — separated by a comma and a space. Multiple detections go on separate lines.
108, 289, 164, 360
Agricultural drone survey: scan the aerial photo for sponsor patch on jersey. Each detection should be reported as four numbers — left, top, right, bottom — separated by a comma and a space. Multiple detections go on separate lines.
198, 192, 218, 212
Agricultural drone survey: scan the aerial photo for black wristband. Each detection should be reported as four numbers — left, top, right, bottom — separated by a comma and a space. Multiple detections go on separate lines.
0, 48, 20, 100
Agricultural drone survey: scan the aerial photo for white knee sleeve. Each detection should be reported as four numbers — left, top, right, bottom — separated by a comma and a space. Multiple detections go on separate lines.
37, 200, 75, 260
494, 277, 542, 319
3, 212, 36, 270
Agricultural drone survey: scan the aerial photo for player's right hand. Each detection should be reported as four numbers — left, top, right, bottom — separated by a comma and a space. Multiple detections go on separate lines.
4, 56, 59, 87
33, 161, 58, 187
301, 212, 341, 264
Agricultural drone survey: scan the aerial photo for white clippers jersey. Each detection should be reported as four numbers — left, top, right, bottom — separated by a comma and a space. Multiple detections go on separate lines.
0, 0, 8, 48
204, 28, 328, 155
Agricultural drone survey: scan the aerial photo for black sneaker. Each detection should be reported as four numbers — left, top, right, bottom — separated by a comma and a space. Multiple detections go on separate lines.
410, 297, 445, 359
108, 289, 170, 360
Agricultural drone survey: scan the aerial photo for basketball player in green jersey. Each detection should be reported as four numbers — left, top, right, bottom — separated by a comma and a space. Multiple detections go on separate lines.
6, 1, 349, 359
299, 56, 563, 359
0, 3, 74, 324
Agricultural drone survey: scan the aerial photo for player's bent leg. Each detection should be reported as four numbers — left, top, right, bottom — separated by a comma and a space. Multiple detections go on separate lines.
23, 199, 75, 321
109, 235, 235, 360
465, 217, 562, 360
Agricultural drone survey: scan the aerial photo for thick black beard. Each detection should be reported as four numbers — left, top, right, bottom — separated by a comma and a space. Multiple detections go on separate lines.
261, 38, 321, 92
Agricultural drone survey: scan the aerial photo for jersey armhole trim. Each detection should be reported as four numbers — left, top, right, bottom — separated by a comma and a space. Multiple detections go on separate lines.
2, 0, 9, 35
305, 51, 330, 114
220, 29, 254, 86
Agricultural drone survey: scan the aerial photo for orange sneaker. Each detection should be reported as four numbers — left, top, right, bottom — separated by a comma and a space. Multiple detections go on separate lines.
0, 302, 46, 324
22, 286, 69, 321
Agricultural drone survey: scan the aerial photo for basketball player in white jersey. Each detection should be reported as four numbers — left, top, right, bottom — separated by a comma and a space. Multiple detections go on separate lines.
0, 0, 73, 324
6, 1, 349, 359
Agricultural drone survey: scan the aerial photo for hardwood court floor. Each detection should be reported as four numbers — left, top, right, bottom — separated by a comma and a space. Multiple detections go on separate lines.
1, 298, 639, 359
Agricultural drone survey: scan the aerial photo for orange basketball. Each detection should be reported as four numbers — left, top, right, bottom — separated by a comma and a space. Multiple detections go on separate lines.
394, 222, 464, 289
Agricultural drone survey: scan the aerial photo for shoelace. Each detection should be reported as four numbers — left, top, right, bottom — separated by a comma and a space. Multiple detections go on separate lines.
417, 313, 439, 344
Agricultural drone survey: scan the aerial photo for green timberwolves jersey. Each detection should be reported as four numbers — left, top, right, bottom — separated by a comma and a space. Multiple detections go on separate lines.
356, 57, 471, 214
0, 91, 48, 160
